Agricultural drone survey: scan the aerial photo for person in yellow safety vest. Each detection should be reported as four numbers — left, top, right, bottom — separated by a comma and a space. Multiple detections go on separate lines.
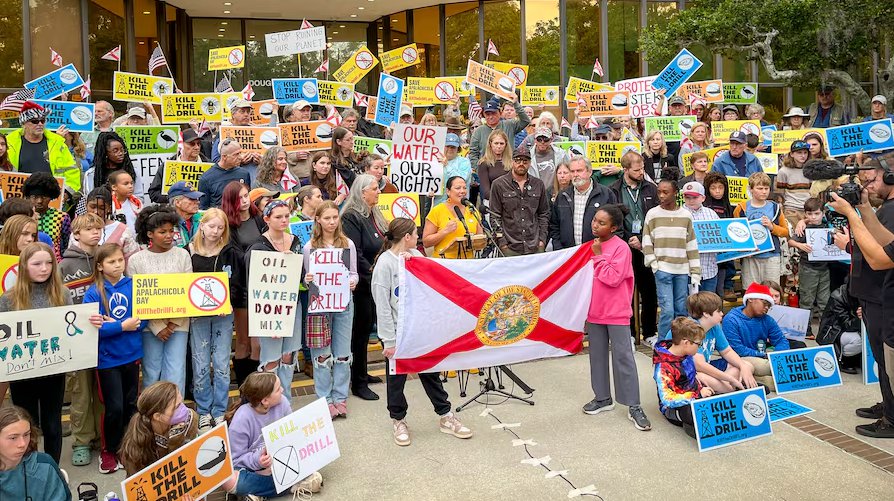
4, 101, 81, 195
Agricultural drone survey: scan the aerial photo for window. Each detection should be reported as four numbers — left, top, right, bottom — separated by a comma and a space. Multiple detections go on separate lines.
325, 22, 370, 94
606, 0, 640, 81
88, 0, 126, 95
29, 0, 83, 79
192, 19, 243, 95
644, 1, 676, 75
566, 0, 600, 80
525, 0, 559, 86
722, 56, 752, 83
483, 1, 522, 63
133, 0, 159, 74
0, 0, 24, 89
413, 6, 441, 78
245, 20, 306, 100
444, 2, 479, 75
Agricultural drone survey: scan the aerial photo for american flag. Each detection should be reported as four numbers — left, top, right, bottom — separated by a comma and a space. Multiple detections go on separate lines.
301, 19, 314, 29
487, 39, 499, 57
314, 59, 329, 74
468, 96, 482, 121
325, 105, 342, 127
241, 83, 255, 100
80, 76, 91, 101
215, 76, 234, 93
592, 58, 604, 77
101, 45, 121, 62
0, 89, 36, 112
50, 48, 63, 67
148, 46, 168, 75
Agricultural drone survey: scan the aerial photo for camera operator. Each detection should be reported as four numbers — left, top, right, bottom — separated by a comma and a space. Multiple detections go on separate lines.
826, 153, 894, 439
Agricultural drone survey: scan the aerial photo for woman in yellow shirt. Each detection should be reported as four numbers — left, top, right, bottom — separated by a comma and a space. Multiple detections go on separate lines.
422, 176, 483, 258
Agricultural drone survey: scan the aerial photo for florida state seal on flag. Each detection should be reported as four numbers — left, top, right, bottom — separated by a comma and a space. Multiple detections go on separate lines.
392, 245, 594, 374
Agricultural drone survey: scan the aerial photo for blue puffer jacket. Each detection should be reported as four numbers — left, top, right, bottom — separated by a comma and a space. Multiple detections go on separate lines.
711, 150, 763, 178
83, 276, 147, 369
0, 452, 72, 501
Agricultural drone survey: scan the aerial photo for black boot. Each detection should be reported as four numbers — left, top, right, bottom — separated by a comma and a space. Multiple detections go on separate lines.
233, 358, 258, 387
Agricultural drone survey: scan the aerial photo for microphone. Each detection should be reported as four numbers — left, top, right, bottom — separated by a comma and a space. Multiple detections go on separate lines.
803, 158, 871, 181
453, 204, 473, 250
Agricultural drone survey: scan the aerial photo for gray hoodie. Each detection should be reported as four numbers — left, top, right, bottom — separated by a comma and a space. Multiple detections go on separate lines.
59, 242, 95, 304
371, 248, 422, 349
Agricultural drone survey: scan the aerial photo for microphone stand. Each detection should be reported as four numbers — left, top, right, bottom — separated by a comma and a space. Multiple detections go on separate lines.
466, 202, 503, 258
453, 204, 473, 259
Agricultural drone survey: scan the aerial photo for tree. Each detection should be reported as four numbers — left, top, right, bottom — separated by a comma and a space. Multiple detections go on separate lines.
639, 0, 894, 114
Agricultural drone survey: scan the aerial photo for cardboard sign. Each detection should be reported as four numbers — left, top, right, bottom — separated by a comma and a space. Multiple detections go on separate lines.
389, 160, 444, 194
771, 128, 827, 154
261, 398, 340, 493
760, 125, 776, 147
162, 161, 213, 194
726, 176, 750, 205
585, 141, 641, 167
365, 97, 377, 120
381, 43, 420, 73
652, 48, 703, 95
576, 91, 631, 118
723, 82, 759, 105
332, 46, 379, 85
825, 119, 894, 156
563, 76, 613, 102
863, 323, 879, 385
691, 387, 772, 452
520, 86, 560, 106
767, 304, 811, 342
375, 73, 404, 127
308, 249, 351, 313
769, 345, 842, 395
0, 254, 18, 293
716, 219, 774, 263
767, 397, 814, 422
113, 71, 174, 104
162, 93, 224, 124
404, 77, 473, 106
33, 100, 94, 133
208, 45, 245, 71
692, 218, 756, 253
24, 64, 85, 100
0, 172, 64, 210
483, 61, 529, 87
614, 77, 661, 118
279, 121, 332, 152
220, 126, 282, 154
120, 422, 233, 501
265, 27, 327, 57
466, 59, 516, 101
376, 193, 421, 225
288, 219, 314, 248
806, 228, 850, 262
132, 273, 231, 319
115, 126, 179, 201
556, 141, 587, 158
272, 78, 320, 105
317, 81, 354, 107
354, 137, 392, 160
675, 79, 724, 103
755, 152, 778, 175
681, 146, 728, 177
248, 99, 279, 126
644, 115, 698, 142
249, 251, 302, 338
712, 120, 762, 144
392, 123, 446, 162
0, 303, 99, 383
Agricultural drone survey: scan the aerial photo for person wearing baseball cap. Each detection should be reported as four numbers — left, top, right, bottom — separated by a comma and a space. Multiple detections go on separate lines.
711, 131, 762, 177
808, 83, 850, 128
433, 133, 472, 206
249, 187, 280, 212
488, 145, 550, 255
866, 95, 894, 122
398, 105, 414, 124
666, 95, 688, 116
212, 98, 278, 183
781, 107, 810, 130
165, 180, 205, 248
526, 126, 569, 190
720, 104, 739, 121
467, 91, 530, 170
5, 101, 80, 193
281, 100, 316, 180
681, 181, 721, 293
148, 127, 212, 204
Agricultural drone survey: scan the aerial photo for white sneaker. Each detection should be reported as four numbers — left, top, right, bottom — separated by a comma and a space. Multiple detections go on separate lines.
393, 419, 411, 446
644, 335, 658, 347
198, 414, 213, 432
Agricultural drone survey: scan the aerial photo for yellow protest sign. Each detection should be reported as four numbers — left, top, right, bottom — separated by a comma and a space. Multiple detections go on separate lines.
711, 120, 762, 144
0, 172, 64, 210
162, 161, 213, 194
466, 59, 515, 101
405, 77, 471, 106
483, 61, 529, 87
674, 79, 724, 103
681, 146, 728, 176
727, 176, 750, 205
376, 193, 421, 225
520, 86, 560, 106
317, 80, 355, 107
132, 273, 232, 319
219, 126, 282, 154
219, 92, 242, 120
771, 128, 827, 154
161, 93, 224, 124
755, 152, 778, 175
113, 71, 174, 105
564, 76, 613, 102
208, 45, 245, 71
280, 120, 333, 152
381, 43, 420, 73
0, 254, 18, 293
576, 91, 631, 118
332, 46, 379, 85
585, 141, 641, 167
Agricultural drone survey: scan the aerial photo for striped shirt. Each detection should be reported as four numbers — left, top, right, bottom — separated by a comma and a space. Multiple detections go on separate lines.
573, 183, 593, 245
642, 206, 701, 280
775, 166, 812, 212
684, 205, 719, 280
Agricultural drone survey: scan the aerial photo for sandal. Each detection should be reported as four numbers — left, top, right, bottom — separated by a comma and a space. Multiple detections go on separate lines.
71, 446, 92, 467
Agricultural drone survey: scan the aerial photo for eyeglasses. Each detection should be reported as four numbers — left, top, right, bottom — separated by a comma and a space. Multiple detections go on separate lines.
28, 119, 46, 125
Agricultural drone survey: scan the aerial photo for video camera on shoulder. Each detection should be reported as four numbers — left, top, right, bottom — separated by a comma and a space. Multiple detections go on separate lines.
803, 158, 869, 228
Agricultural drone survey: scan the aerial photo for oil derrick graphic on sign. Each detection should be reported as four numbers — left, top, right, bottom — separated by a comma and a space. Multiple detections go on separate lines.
699, 408, 715, 438
200, 281, 217, 308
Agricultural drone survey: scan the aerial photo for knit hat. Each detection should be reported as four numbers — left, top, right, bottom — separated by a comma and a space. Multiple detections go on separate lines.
19, 101, 49, 123
742, 283, 774, 305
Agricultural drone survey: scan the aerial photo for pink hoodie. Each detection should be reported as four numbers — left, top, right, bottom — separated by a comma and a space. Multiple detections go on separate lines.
587, 235, 634, 325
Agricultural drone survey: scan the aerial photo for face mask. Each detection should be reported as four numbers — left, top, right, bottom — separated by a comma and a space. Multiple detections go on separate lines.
169, 403, 190, 425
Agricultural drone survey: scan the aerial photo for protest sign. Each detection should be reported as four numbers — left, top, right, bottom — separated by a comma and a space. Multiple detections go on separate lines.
466, 59, 515, 101
0, 255, 18, 293
825, 119, 894, 156
220, 126, 282, 154
208, 45, 245, 71
162, 161, 213, 194
563, 76, 613, 102
644, 115, 697, 142
692, 218, 756, 253
691, 387, 772, 452
161, 93, 224, 124
680, 147, 728, 176
308, 249, 351, 313
520, 86, 560, 106
0, 172, 64, 210
33, 100, 94, 133
483, 61, 529, 87
248, 99, 279, 125
674, 80, 724, 103
280, 121, 332, 152
24, 64, 85, 100
354, 137, 392, 160
376, 193, 421, 225
614, 76, 661, 118
365, 97, 377, 120
332, 46, 379, 85
755, 152, 778, 175
760, 125, 776, 147
121, 422, 232, 501
381, 43, 420, 73
712, 120, 762, 144
806, 228, 850, 262
652, 48, 703, 95
262, 398, 340, 493
404, 77, 473, 106
722, 83, 759, 105
585, 141, 641, 167
132, 272, 231, 319
0, 303, 99, 383
555, 141, 587, 158
726, 176, 749, 204
113, 71, 174, 104
272, 78, 320, 105
219, 92, 243, 121
390, 123, 446, 194
767, 398, 814, 422
576, 91, 631, 118
769, 345, 842, 395
771, 128, 827, 154
265, 27, 327, 57
375, 73, 404, 127
717, 220, 774, 263
863, 323, 879, 385
317, 80, 354, 107
288, 219, 314, 248
768, 305, 811, 342
249, 251, 302, 338
115, 126, 179, 201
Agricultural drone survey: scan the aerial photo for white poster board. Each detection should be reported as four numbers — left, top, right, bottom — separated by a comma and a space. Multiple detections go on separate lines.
265, 27, 327, 57
806, 228, 850, 262
768, 304, 811, 342
308, 249, 351, 313
390, 123, 447, 195
248, 251, 302, 337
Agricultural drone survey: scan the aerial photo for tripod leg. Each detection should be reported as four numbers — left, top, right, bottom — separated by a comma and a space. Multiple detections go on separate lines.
499, 365, 535, 394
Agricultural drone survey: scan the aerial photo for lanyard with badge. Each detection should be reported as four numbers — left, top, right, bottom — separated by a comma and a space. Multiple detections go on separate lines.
626, 184, 644, 234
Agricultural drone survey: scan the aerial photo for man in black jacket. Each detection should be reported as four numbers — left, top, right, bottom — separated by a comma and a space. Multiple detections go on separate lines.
548, 156, 617, 249
148, 128, 210, 204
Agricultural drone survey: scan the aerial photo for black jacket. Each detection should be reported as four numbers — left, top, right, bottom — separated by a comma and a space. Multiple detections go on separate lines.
817, 282, 860, 348
342, 209, 384, 282
244, 233, 303, 280
548, 182, 618, 249
608, 177, 659, 241
191, 242, 247, 309
229, 215, 267, 253
149, 151, 212, 204
642, 152, 678, 181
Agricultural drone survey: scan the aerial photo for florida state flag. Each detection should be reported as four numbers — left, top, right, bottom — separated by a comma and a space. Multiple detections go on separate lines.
393, 245, 594, 374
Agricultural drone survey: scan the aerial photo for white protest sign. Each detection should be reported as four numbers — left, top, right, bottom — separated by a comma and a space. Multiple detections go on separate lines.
806, 228, 850, 262
768, 305, 811, 342
390, 123, 447, 195
0, 303, 99, 382
262, 398, 340, 494
308, 249, 351, 314
265, 27, 327, 57
614, 76, 663, 118
248, 251, 302, 338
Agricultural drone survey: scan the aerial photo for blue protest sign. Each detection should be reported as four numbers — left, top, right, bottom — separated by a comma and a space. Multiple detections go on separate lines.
24, 64, 85, 100
288, 219, 314, 248
862, 323, 879, 385
716, 220, 775, 263
651, 49, 703, 96
272, 78, 319, 105
761, 125, 776, 148
33, 100, 95, 133
375, 73, 404, 127
768, 345, 842, 395
692, 218, 756, 253
767, 397, 814, 422
825, 119, 894, 156
691, 387, 772, 452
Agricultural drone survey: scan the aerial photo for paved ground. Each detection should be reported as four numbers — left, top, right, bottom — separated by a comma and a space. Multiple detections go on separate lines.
61, 346, 894, 500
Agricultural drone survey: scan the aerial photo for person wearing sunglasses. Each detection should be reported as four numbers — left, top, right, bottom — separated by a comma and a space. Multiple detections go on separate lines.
4, 101, 80, 194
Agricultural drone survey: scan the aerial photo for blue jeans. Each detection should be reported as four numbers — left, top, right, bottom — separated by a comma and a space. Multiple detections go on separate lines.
142, 329, 188, 394
232, 468, 278, 497
655, 271, 689, 339
699, 275, 718, 295
190, 314, 234, 418
258, 309, 303, 402
310, 300, 355, 404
